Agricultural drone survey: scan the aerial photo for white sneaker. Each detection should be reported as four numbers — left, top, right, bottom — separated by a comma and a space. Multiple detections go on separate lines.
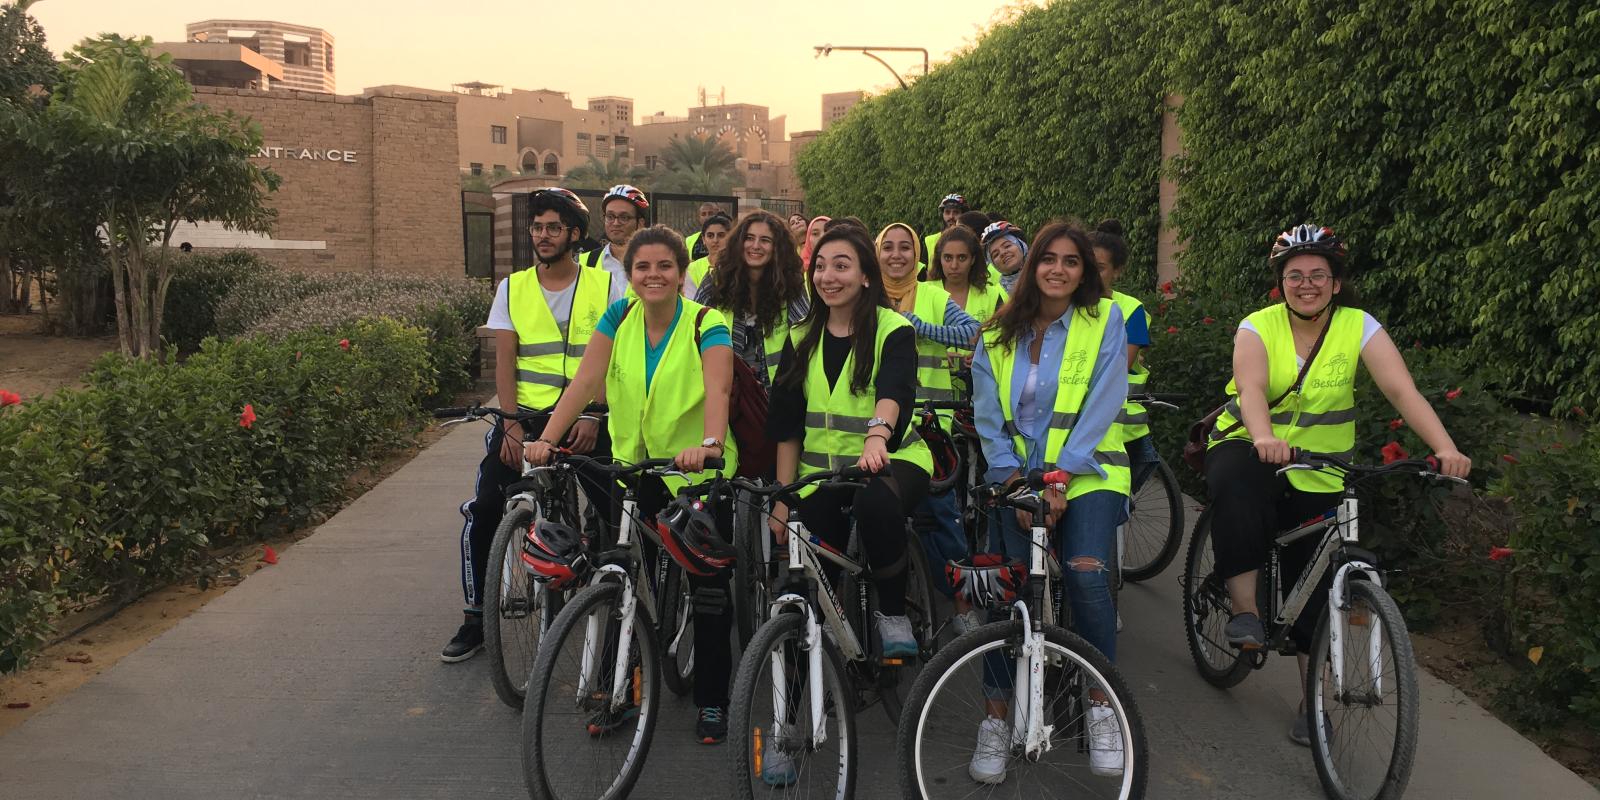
968, 715, 1009, 784
1088, 704, 1125, 777
952, 609, 983, 637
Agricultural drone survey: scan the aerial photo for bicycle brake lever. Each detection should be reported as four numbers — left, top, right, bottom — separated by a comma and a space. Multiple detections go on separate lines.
439, 417, 472, 428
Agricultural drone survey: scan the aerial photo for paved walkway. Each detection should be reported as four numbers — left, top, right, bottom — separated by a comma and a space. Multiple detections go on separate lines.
0, 420, 1594, 798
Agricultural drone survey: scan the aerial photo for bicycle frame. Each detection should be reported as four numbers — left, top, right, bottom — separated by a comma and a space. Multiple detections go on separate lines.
765, 514, 869, 750
1264, 496, 1385, 699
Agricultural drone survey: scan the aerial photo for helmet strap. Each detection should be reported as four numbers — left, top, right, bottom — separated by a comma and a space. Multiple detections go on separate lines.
1288, 300, 1333, 322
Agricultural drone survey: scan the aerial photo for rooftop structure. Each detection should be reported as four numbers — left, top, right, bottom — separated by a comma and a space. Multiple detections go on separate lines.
186, 19, 335, 93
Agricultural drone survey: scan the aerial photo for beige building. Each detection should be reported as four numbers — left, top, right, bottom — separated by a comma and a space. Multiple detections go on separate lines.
185, 19, 335, 94
822, 90, 864, 129
630, 102, 790, 193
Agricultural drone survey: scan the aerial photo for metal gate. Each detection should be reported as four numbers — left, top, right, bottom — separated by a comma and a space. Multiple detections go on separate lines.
462, 191, 494, 278
507, 189, 738, 269
649, 192, 737, 237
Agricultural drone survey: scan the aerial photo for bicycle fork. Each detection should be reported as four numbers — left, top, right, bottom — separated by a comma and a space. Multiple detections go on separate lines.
766, 519, 831, 751
1009, 520, 1053, 759
1327, 498, 1385, 704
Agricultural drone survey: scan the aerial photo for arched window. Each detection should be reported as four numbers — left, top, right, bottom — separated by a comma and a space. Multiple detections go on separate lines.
543, 153, 559, 176
521, 151, 539, 174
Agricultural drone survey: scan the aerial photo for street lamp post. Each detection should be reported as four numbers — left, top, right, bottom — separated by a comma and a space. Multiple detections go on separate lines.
813, 44, 930, 90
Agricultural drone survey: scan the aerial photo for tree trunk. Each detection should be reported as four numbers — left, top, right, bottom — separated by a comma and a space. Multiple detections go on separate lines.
105, 215, 133, 356
0, 253, 13, 314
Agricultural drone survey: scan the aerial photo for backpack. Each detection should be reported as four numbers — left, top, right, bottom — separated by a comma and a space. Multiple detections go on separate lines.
619, 302, 773, 478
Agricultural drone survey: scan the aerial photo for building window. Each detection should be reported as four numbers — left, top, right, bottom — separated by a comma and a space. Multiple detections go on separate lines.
645, 156, 658, 171
493, 164, 506, 173
470, 163, 483, 176
324, 43, 334, 72
491, 125, 507, 144
284, 42, 311, 66
521, 152, 538, 174
543, 154, 559, 176
577, 132, 591, 156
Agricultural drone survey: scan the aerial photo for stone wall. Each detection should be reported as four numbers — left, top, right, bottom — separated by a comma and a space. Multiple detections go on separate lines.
188, 86, 462, 274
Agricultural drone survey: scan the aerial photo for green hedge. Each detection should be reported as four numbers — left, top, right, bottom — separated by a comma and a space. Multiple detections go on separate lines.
0, 318, 432, 671
163, 250, 279, 352
798, 0, 1598, 407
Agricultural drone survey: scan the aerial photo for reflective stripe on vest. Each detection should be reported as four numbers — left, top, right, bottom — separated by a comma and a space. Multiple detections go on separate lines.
985, 297, 1129, 500
606, 298, 738, 491
1112, 291, 1151, 441
506, 266, 611, 409
796, 308, 932, 490
910, 283, 956, 401
1211, 303, 1363, 493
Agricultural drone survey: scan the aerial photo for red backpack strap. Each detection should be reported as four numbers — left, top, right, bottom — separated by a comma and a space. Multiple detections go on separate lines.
693, 305, 710, 349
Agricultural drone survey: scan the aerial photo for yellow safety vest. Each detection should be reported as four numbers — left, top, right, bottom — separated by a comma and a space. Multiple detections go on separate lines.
795, 308, 933, 488
923, 231, 941, 262
685, 231, 702, 259
606, 298, 738, 490
983, 298, 1129, 500
955, 281, 1007, 325
506, 266, 612, 409
1111, 291, 1151, 441
908, 283, 957, 402
685, 257, 712, 298
1211, 304, 1363, 493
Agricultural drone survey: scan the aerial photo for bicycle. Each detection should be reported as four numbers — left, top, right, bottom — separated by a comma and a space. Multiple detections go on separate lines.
434, 403, 604, 710
727, 466, 939, 799
1118, 392, 1187, 583
1181, 452, 1465, 800
520, 454, 723, 800
897, 469, 1148, 799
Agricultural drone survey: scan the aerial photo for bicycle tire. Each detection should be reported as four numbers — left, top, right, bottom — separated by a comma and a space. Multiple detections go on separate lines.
1180, 508, 1253, 688
731, 491, 767, 649
484, 502, 556, 710
896, 621, 1148, 799
522, 581, 660, 800
657, 560, 694, 697
729, 611, 856, 800
1307, 579, 1420, 800
1122, 461, 1185, 582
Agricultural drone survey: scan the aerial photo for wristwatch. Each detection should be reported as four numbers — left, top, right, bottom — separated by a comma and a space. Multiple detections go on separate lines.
701, 437, 725, 451
866, 417, 891, 433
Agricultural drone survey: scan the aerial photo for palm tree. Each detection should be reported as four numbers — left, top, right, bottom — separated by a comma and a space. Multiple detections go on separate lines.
563, 153, 649, 189
658, 134, 739, 194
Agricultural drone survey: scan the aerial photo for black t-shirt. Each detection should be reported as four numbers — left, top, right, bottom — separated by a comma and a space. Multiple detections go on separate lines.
767, 325, 918, 449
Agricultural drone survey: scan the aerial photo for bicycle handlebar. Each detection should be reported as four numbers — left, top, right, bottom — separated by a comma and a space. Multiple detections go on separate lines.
431, 403, 609, 421
916, 398, 971, 411
1278, 450, 1467, 486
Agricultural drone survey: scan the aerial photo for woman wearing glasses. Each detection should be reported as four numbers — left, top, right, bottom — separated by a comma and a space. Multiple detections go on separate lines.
1206, 224, 1470, 744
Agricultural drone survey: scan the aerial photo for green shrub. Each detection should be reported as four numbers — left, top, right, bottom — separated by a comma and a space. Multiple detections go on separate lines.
162, 250, 279, 351
1492, 425, 1600, 727
0, 318, 433, 671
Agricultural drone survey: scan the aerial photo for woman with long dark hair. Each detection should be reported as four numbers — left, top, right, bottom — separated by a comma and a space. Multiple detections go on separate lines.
968, 221, 1131, 782
695, 209, 809, 386
927, 223, 1007, 324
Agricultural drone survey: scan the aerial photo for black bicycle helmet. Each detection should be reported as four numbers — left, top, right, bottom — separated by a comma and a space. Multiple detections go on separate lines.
656, 495, 736, 577
1269, 224, 1347, 272
519, 518, 591, 591
947, 554, 1028, 610
916, 414, 964, 493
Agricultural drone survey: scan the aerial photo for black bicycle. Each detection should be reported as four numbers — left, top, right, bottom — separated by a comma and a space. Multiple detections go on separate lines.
434, 403, 604, 710
1181, 452, 1466, 800
1118, 393, 1187, 583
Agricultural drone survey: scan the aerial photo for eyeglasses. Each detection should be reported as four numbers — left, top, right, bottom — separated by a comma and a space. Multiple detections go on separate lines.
529, 223, 568, 236
1283, 271, 1333, 288
603, 213, 639, 224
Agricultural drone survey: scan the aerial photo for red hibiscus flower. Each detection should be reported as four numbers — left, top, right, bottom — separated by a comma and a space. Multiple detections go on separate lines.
338, 338, 351, 351
239, 404, 257, 429
1388, 418, 1404, 431
1574, 406, 1588, 419
1445, 387, 1462, 401
1488, 546, 1514, 562
1381, 441, 1408, 464
1160, 280, 1174, 294
1268, 286, 1282, 299
0, 389, 20, 407
1166, 326, 1179, 335
1500, 453, 1519, 465
1202, 316, 1215, 325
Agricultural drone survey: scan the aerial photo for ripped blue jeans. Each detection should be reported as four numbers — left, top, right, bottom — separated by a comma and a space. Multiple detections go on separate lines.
982, 489, 1126, 697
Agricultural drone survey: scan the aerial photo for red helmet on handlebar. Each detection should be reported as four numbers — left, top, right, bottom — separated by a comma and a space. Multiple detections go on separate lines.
520, 519, 591, 591
947, 554, 1028, 610
657, 495, 736, 577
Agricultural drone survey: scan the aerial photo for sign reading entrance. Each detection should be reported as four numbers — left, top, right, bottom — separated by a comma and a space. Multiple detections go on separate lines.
256, 146, 358, 163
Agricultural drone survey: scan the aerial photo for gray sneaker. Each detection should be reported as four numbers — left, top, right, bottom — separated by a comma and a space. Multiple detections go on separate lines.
874, 611, 918, 658
1290, 710, 1332, 747
1224, 612, 1266, 649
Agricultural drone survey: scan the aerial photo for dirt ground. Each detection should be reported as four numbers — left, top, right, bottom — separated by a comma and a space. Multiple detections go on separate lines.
0, 314, 117, 400
0, 412, 460, 737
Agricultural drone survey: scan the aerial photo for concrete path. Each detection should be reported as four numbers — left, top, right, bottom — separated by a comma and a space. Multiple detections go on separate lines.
0, 419, 1593, 799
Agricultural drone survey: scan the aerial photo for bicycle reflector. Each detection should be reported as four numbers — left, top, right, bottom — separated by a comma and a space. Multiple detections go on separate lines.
520, 519, 591, 591
947, 554, 1028, 610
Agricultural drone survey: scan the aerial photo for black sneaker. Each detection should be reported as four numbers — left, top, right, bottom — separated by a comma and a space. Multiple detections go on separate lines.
1225, 612, 1266, 649
697, 706, 728, 744
440, 621, 484, 662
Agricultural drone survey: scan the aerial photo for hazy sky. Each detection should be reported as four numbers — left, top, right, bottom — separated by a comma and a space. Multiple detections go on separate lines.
30, 0, 1036, 131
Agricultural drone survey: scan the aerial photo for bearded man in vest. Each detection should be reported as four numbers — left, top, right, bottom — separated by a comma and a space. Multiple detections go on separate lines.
443, 188, 627, 662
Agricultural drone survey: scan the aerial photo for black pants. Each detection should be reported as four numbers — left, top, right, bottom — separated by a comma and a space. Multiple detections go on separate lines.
458, 416, 614, 610
1205, 440, 1341, 649
793, 461, 930, 617
635, 475, 734, 709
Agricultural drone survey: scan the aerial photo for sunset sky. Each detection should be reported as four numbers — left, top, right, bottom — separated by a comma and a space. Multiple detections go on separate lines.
30, 0, 1037, 131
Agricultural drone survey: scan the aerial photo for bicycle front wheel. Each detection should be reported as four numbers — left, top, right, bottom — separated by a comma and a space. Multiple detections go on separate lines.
484, 503, 562, 710
729, 612, 856, 800
1122, 461, 1184, 582
1306, 579, 1420, 800
897, 621, 1147, 799
522, 581, 659, 800
1180, 508, 1252, 688
732, 490, 770, 649
658, 560, 695, 697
